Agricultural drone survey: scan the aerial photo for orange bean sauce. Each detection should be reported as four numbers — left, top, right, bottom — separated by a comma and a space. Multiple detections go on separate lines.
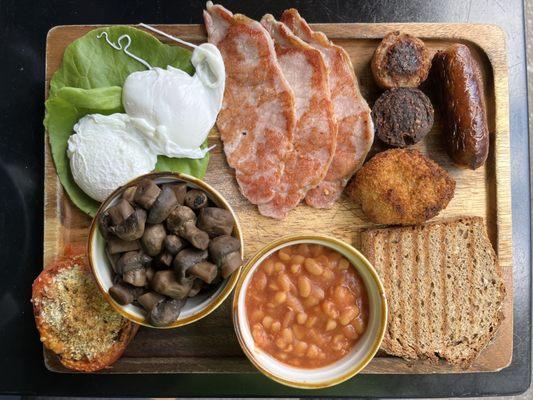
245, 243, 369, 368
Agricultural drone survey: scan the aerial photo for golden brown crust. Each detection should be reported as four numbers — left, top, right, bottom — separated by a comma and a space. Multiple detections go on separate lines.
347, 149, 455, 225
371, 31, 430, 89
430, 43, 489, 169
32, 254, 138, 372
58, 321, 138, 372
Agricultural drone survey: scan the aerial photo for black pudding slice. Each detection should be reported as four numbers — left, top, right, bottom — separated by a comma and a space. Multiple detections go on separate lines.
371, 88, 434, 148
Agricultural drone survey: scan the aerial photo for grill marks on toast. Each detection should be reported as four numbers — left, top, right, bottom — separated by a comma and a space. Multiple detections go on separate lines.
466, 223, 476, 345
380, 231, 394, 352
361, 217, 505, 367
412, 233, 423, 354
469, 222, 484, 344
448, 222, 461, 346
398, 231, 417, 357
421, 226, 437, 360
435, 226, 448, 355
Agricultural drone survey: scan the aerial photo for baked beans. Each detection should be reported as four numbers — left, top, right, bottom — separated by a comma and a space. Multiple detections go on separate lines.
245, 244, 368, 368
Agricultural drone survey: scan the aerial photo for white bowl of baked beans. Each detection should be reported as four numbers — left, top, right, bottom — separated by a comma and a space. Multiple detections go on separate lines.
233, 235, 387, 389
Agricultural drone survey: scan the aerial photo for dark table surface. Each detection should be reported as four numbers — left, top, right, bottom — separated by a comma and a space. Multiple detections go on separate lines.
0, 0, 530, 397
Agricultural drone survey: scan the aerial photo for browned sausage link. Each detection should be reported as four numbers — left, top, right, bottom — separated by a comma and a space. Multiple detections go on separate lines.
431, 44, 489, 169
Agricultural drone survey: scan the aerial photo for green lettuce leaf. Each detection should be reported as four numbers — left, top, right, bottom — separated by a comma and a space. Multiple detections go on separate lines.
50, 26, 194, 96
45, 86, 124, 216
45, 26, 210, 216
155, 154, 210, 178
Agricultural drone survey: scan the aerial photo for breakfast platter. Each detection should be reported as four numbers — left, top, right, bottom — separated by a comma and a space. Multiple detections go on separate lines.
39, 6, 512, 384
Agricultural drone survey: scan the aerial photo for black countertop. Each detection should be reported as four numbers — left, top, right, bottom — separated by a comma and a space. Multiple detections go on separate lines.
0, 0, 530, 397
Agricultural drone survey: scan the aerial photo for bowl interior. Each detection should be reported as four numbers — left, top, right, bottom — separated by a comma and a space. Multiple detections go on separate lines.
234, 237, 386, 388
89, 173, 243, 328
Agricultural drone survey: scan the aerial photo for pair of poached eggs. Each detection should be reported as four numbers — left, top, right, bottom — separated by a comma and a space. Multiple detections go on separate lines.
67, 39, 224, 202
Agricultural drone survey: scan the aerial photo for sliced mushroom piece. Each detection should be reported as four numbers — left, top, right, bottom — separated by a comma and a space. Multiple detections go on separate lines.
148, 185, 178, 224
145, 266, 155, 284
198, 207, 234, 237
116, 251, 152, 274
111, 208, 147, 241
107, 199, 135, 225
209, 235, 243, 279
154, 252, 174, 269
151, 270, 193, 299
112, 273, 123, 285
105, 247, 121, 274
208, 235, 241, 259
116, 251, 141, 274
165, 183, 188, 205
141, 224, 166, 256
109, 284, 135, 305
164, 235, 184, 255
138, 291, 165, 312
189, 261, 218, 284
219, 251, 242, 279
208, 270, 223, 287
107, 237, 140, 254
98, 212, 114, 239
173, 248, 208, 283
188, 279, 204, 297
134, 179, 161, 209
182, 221, 210, 250
167, 205, 196, 232
167, 206, 209, 250
133, 285, 145, 298
149, 298, 186, 327
109, 282, 144, 305
174, 248, 209, 266
123, 267, 147, 287
184, 189, 209, 210
122, 185, 137, 203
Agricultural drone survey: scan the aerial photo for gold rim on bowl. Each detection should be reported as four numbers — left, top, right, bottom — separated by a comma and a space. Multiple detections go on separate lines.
88, 171, 244, 329
232, 234, 388, 389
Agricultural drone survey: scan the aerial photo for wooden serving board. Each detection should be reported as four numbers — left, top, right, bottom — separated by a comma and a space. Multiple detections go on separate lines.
44, 23, 512, 374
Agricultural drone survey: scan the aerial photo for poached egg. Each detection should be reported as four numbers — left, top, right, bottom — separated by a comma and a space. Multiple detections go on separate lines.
67, 113, 157, 202
122, 43, 225, 159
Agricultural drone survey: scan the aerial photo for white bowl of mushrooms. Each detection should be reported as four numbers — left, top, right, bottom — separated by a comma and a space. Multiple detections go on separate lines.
88, 172, 244, 329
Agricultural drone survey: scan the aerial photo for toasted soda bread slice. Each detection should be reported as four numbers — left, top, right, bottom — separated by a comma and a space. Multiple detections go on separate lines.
360, 216, 505, 367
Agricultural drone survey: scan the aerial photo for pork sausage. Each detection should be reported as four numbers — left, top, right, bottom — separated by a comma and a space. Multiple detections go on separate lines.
431, 44, 489, 169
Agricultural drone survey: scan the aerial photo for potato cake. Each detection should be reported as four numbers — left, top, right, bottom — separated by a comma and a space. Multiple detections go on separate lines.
347, 149, 455, 225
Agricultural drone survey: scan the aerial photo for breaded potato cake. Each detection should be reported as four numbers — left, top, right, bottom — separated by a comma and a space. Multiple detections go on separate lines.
347, 149, 455, 225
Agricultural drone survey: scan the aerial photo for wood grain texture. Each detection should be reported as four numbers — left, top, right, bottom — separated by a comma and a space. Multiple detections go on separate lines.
43, 23, 512, 374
